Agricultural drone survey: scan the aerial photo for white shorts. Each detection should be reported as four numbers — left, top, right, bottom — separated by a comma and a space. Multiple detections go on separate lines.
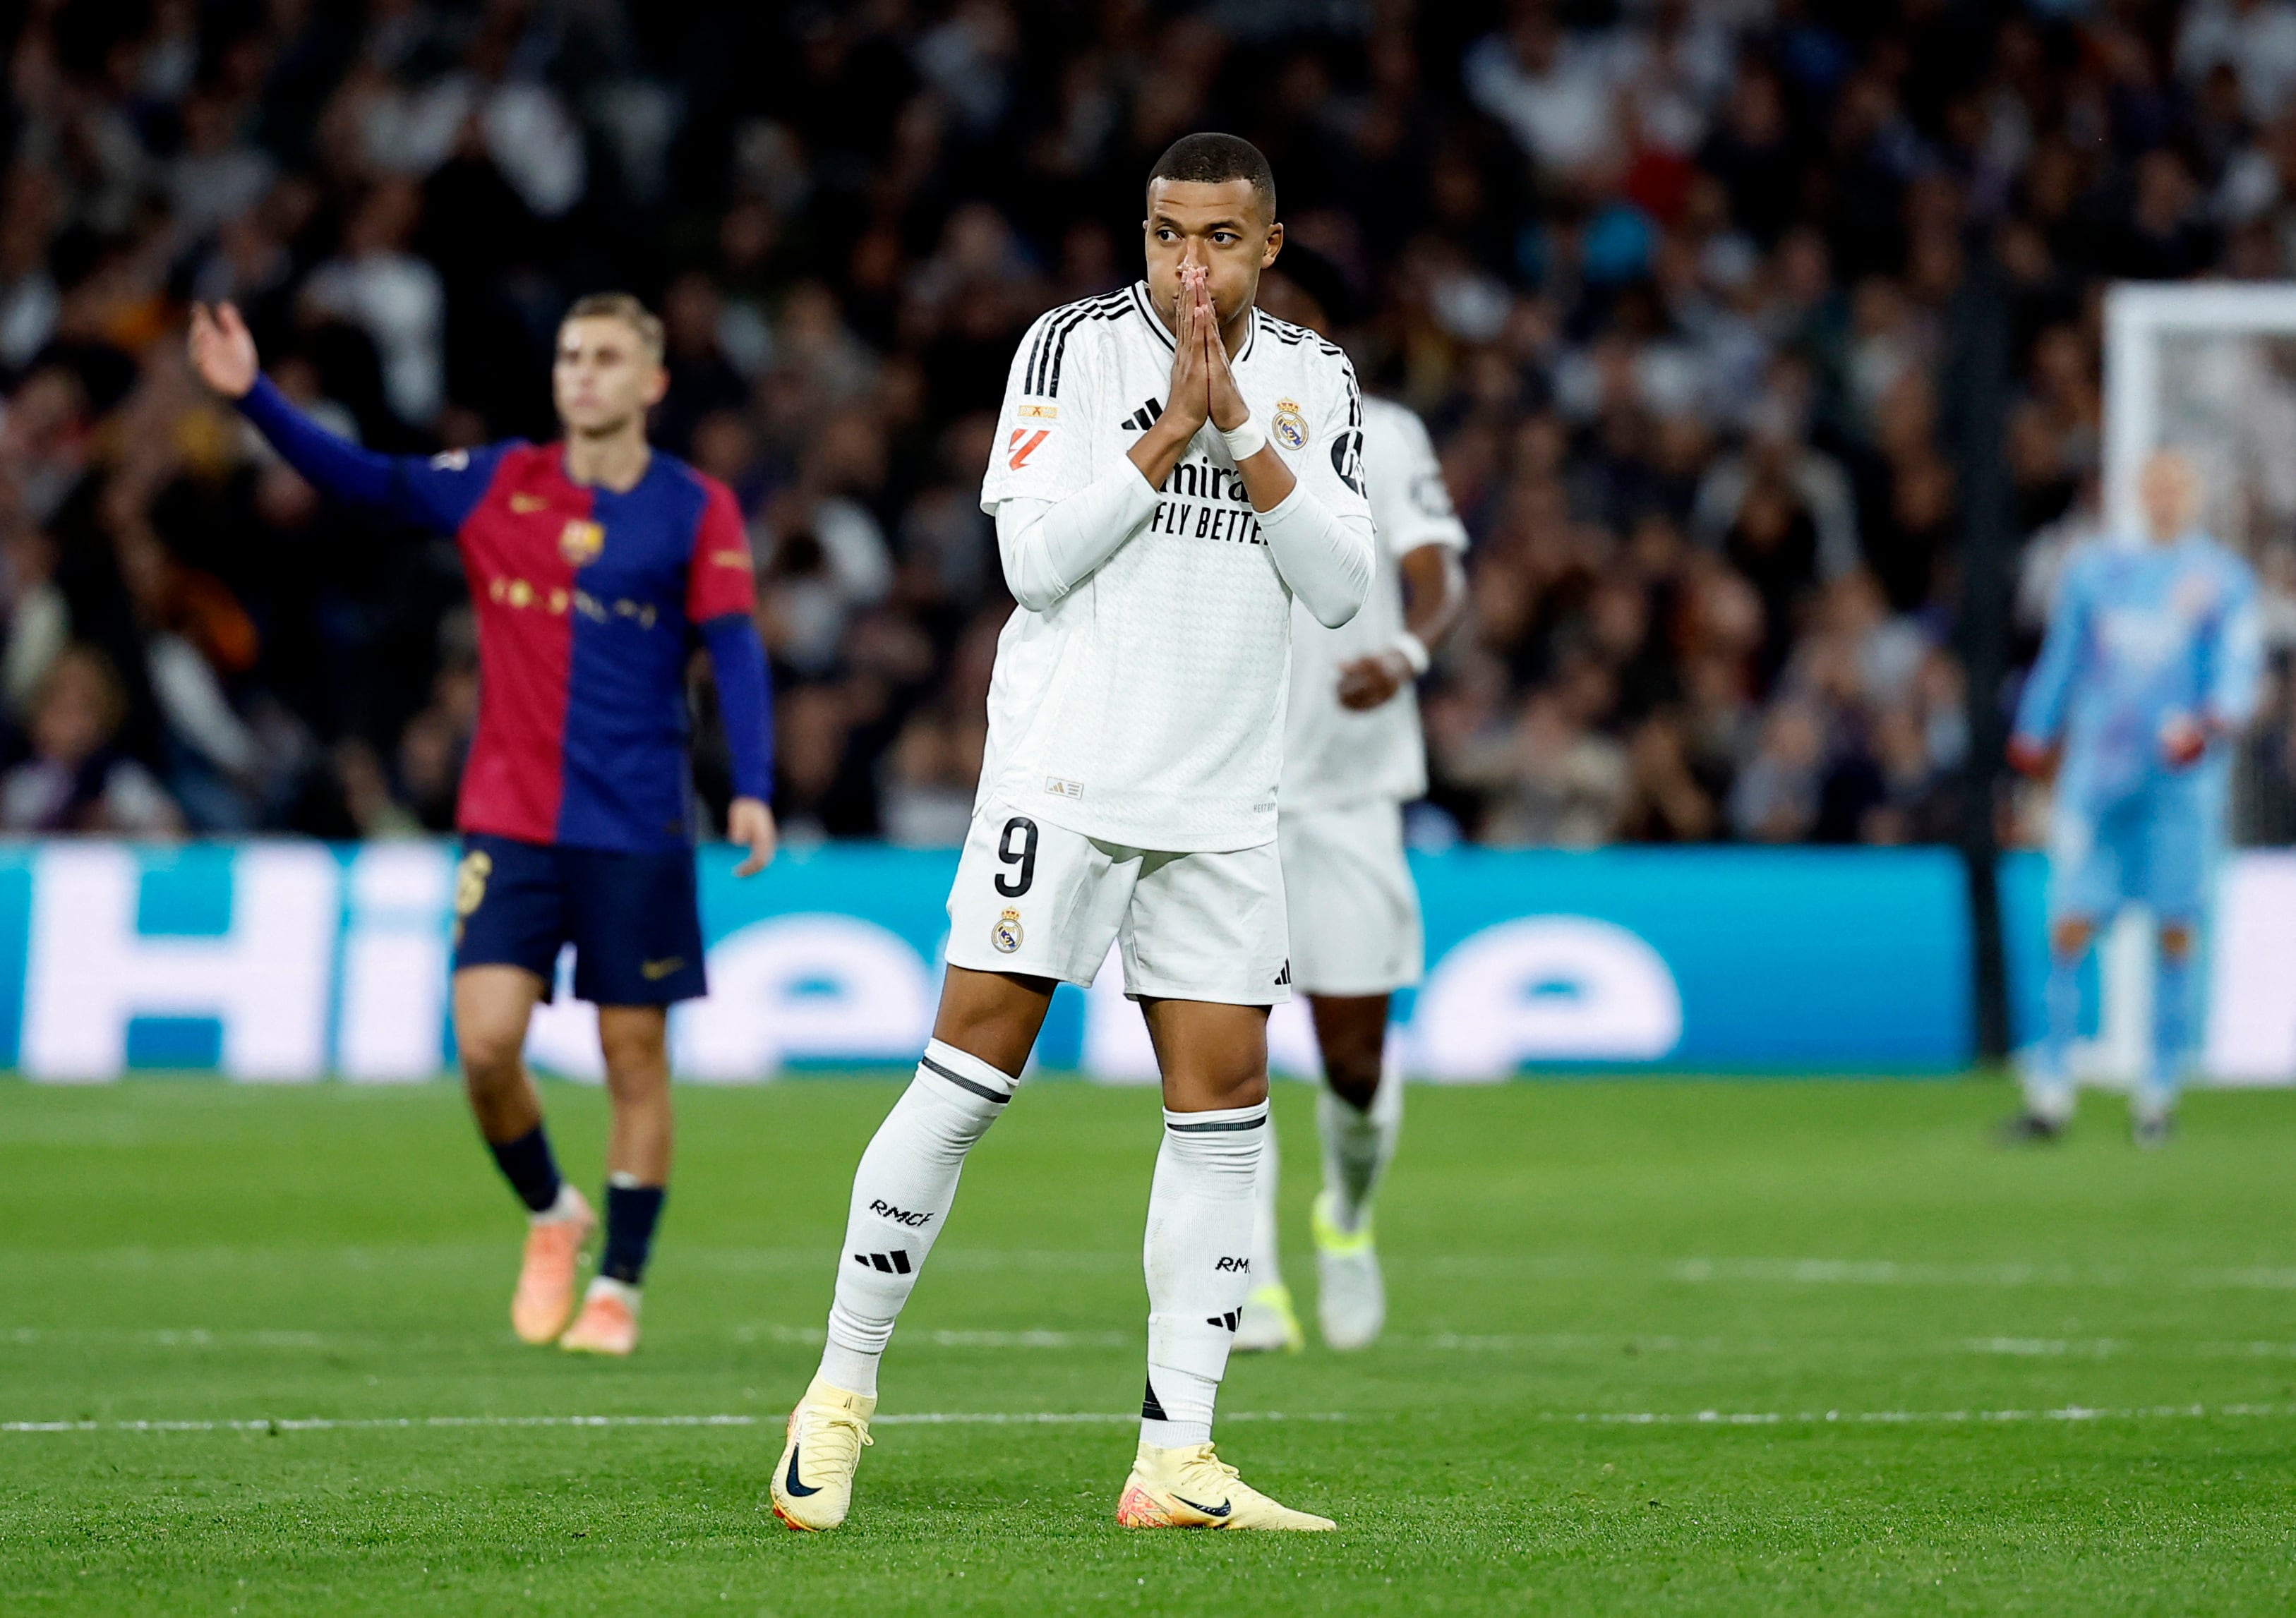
944, 800, 1292, 1005
1278, 799, 1423, 997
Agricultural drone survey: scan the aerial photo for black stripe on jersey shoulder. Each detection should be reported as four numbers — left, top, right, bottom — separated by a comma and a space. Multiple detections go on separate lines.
1129, 280, 1176, 353
1023, 289, 1130, 397
1253, 308, 1346, 361
1023, 290, 1126, 396
1048, 299, 1134, 398
1253, 309, 1357, 425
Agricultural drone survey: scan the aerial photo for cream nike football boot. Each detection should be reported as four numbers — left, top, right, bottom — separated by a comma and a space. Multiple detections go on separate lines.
1115, 1440, 1335, 1531
769, 1377, 877, 1531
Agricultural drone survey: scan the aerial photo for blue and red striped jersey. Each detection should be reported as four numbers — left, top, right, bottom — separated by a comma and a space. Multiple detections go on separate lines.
239, 377, 770, 852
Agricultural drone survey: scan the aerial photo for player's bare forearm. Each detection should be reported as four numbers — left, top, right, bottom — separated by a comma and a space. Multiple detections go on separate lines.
1126, 416, 1200, 490
1401, 545, 1468, 649
1340, 545, 1465, 708
1233, 443, 1297, 512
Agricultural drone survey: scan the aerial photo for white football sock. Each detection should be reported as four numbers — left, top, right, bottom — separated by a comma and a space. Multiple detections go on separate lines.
1141, 1101, 1267, 1448
817, 1040, 1017, 1398
1318, 1070, 1402, 1236
1246, 1105, 1284, 1291
530, 1182, 585, 1226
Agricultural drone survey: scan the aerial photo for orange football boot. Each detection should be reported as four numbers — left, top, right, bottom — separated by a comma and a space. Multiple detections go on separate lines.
559, 1277, 640, 1356
510, 1188, 595, 1344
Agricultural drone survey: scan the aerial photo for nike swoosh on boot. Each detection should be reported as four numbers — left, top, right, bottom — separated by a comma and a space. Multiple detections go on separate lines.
784, 1446, 822, 1498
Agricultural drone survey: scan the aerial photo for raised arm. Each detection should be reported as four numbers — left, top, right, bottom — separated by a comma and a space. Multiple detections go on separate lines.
190, 301, 493, 533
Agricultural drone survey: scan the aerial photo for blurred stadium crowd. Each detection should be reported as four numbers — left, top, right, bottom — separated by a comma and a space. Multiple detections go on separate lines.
1, 0, 2295, 845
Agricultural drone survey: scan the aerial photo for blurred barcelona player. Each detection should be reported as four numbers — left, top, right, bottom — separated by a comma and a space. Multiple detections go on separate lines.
189, 292, 776, 1353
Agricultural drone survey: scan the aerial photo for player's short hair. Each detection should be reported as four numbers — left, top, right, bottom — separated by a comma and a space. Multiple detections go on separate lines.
1147, 133, 1277, 223
561, 292, 665, 363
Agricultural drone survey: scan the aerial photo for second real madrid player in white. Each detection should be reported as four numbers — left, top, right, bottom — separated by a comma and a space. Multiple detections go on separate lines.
769, 134, 1373, 1533
1234, 248, 1468, 1355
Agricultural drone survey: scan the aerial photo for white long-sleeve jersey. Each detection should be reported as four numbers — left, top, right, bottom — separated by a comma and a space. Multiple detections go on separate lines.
1282, 394, 1469, 812
978, 282, 1375, 852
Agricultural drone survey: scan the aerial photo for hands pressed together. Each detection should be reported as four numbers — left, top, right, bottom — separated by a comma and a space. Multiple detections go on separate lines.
1127, 259, 1297, 513
1158, 262, 1249, 440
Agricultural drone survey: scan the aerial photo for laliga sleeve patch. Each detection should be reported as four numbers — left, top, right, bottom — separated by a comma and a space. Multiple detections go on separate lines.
1007, 428, 1051, 469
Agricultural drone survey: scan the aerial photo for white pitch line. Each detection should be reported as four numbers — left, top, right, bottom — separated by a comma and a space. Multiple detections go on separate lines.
3, 1327, 328, 1348
3, 1324, 1135, 1352
4, 1403, 2290, 1436
730, 1324, 1131, 1350
1537, 1402, 2296, 1427
0, 1410, 1339, 1436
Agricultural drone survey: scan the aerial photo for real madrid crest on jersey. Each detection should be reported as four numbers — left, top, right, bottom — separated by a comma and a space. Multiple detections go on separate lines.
990, 907, 1025, 953
1271, 397, 1309, 451
558, 519, 604, 567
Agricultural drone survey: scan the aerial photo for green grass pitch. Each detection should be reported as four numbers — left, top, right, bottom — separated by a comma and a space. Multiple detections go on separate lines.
5, 1075, 2296, 1614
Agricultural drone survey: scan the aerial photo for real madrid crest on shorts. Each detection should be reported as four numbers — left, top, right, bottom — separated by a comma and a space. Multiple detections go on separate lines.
990, 907, 1025, 954
1271, 397, 1309, 452
558, 519, 604, 567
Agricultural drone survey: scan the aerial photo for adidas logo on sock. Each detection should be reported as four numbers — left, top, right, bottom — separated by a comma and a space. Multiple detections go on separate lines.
1120, 397, 1165, 433
1206, 1310, 1240, 1331
853, 1250, 912, 1274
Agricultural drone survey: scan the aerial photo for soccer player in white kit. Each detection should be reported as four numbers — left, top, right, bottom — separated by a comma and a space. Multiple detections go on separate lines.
1233, 250, 1469, 1354
769, 134, 1374, 1534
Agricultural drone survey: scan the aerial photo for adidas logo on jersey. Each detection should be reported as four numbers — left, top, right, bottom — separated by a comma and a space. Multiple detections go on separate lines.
852, 1250, 913, 1274
1119, 397, 1165, 433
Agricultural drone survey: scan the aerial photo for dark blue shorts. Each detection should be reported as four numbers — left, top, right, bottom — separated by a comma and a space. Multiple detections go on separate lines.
452, 833, 708, 1005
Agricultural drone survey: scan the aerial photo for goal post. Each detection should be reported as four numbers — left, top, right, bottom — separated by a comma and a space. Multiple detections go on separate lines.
2103, 281, 2296, 559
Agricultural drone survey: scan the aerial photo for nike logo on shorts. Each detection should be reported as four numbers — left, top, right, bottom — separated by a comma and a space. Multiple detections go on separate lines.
640, 957, 685, 980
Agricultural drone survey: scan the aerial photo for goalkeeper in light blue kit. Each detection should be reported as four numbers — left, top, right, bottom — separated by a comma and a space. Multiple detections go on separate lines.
2005, 450, 2262, 1147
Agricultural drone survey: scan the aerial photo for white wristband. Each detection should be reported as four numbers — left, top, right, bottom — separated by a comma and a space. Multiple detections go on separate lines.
1220, 415, 1268, 462
1391, 632, 1431, 677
